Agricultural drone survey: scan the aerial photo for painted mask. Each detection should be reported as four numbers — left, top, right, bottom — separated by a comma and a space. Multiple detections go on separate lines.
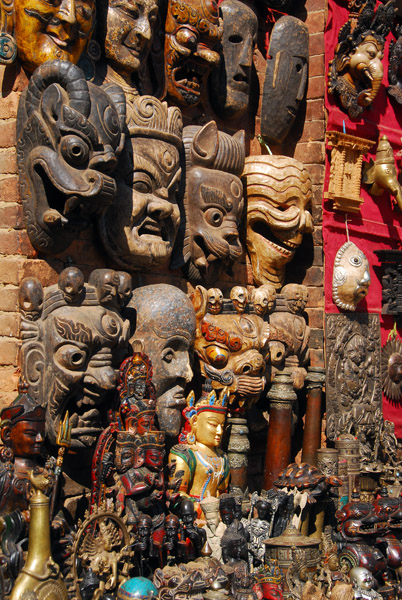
19, 268, 130, 450
17, 60, 126, 255
261, 15, 309, 144
242, 155, 314, 289
98, 95, 183, 271
209, 0, 257, 119
14, 0, 94, 72
328, 0, 394, 118
192, 285, 270, 408
100, 0, 158, 83
332, 242, 370, 311
172, 121, 245, 286
129, 284, 196, 437
164, 0, 222, 106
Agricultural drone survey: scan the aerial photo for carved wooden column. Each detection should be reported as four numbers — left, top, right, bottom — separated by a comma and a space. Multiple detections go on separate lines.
301, 366, 326, 466
263, 370, 297, 490
227, 416, 250, 493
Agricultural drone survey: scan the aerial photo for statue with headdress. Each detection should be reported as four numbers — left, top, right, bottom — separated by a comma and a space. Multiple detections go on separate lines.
0, 379, 47, 515
168, 387, 230, 517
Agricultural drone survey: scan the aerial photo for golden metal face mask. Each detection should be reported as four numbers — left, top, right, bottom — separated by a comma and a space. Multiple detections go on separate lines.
332, 241, 371, 311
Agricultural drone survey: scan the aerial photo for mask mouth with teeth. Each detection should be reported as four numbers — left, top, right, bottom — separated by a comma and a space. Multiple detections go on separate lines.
19, 268, 130, 451
98, 95, 183, 271
164, 0, 222, 107
171, 121, 245, 286
242, 155, 314, 290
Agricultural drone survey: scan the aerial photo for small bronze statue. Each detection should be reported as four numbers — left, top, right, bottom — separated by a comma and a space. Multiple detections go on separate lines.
209, 0, 257, 119
179, 499, 207, 560
364, 135, 402, 212
169, 388, 230, 516
328, 0, 396, 118
242, 155, 314, 289
349, 567, 382, 599
163, 0, 222, 107
17, 60, 126, 254
172, 121, 245, 286
162, 513, 186, 565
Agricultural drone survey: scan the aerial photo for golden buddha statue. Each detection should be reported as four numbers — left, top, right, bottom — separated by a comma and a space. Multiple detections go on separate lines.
168, 388, 230, 516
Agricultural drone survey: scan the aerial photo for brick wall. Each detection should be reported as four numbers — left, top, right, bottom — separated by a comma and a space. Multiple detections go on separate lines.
0, 0, 327, 410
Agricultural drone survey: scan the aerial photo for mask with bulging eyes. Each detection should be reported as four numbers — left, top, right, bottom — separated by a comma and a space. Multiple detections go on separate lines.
332, 241, 370, 311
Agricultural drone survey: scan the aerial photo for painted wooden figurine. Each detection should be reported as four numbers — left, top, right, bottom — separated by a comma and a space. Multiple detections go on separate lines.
168, 388, 230, 516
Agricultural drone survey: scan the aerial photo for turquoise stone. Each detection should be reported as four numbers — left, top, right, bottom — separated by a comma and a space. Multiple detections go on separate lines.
117, 577, 158, 599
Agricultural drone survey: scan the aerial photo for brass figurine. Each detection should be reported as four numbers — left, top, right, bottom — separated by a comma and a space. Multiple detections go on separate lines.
0, 380, 46, 515
10, 471, 68, 600
363, 135, 402, 211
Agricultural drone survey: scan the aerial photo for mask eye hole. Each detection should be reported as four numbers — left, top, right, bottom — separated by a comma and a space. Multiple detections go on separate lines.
349, 255, 362, 267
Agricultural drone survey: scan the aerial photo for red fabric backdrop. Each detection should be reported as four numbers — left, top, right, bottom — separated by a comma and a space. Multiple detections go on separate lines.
325, 0, 402, 436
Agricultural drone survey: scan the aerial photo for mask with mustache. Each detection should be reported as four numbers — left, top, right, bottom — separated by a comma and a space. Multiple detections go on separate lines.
172, 120, 245, 286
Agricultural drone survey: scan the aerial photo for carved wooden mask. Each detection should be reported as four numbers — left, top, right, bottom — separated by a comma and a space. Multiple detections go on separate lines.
328, 0, 395, 118
14, 0, 95, 72
98, 95, 183, 271
172, 121, 245, 286
242, 155, 313, 289
209, 0, 257, 119
98, 0, 158, 84
17, 60, 126, 255
192, 285, 270, 409
19, 268, 130, 450
261, 15, 309, 145
128, 284, 196, 438
164, 0, 222, 106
